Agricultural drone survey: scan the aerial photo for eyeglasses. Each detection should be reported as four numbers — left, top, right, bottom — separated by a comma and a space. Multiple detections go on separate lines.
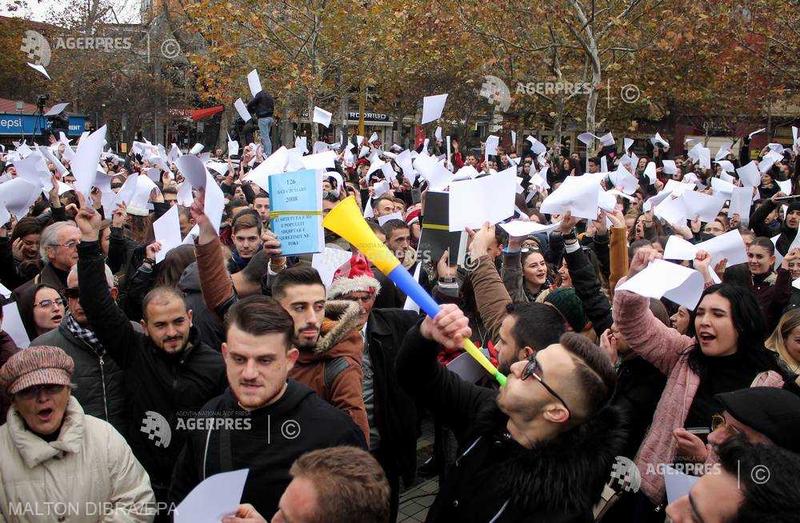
16, 383, 66, 400
711, 414, 741, 436
521, 355, 571, 417
52, 240, 79, 250
63, 287, 80, 299
34, 298, 65, 309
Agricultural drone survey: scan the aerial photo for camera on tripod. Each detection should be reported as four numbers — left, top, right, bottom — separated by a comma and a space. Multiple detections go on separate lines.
36, 94, 49, 112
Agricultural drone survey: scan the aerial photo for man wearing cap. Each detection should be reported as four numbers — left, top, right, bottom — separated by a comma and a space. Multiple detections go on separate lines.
327, 253, 420, 520
683, 387, 800, 463
0, 346, 155, 521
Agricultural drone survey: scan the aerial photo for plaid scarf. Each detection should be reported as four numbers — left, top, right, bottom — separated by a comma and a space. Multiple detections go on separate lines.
64, 312, 104, 352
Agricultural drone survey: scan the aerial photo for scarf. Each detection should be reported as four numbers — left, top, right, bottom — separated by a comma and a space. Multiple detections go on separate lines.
64, 312, 104, 353
230, 244, 262, 271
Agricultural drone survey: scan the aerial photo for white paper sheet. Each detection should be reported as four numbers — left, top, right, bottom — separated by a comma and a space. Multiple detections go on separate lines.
377, 211, 403, 227
498, 220, 560, 237
736, 161, 760, 187
716, 160, 735, 173
616, 259, 705, 309
526, 136, 546, 155
758, 151, 783, 174
72, 125, 107, 195
152, 205, 182, 264
624, 137, 634, 152
448, 168, 516, 231
682, 191, 726, 222
664, 467, 700, 505
710, 177, 735, 198
189, 143, 204, 155
176, 155, 208, 188
729, 186, 753, 226
644, 162, 657, 184
173, 469, 249, 523
540, 175, 601, 220
662, 160, 677, 175
227, 136, 239, 158
300, 150, 336, 171
312, 247, 352, 288
2, 301, 30, 348
664, 229, 747, 267
0, 178, 40, 217
403, 262, 423, 313
609, 167, 639, 195
27, 62, 50, 79
44, 102, 69, 116
204, 172, 225, 234
234, 98, 251, 122
243, 146, 288, 192
247, 69, 262, 97
38, 144, 68, 176
413, 154, 452, 191
748, 128, 766, 139
421, 94, 448, 124
485, 135, 500, 156
313, 106, 332, 128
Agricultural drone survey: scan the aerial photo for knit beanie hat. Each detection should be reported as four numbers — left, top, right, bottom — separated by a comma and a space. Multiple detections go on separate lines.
543, 288, 587, 332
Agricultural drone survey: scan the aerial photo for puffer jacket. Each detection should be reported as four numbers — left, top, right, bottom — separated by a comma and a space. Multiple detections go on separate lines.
29, 321, 128, 436
0, 397, 155, 522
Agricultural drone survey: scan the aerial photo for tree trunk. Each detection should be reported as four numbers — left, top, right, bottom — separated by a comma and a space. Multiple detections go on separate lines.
216, 108, 229, 150
281, 106, 293, 148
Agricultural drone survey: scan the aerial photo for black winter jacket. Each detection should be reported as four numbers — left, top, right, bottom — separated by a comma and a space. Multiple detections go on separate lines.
169, 381, 366, 519
365, 308, 420, 484
77, 240, 227, 491
246, 91, 274, 119
397, 324, 626, 522
30, 320, 128, 435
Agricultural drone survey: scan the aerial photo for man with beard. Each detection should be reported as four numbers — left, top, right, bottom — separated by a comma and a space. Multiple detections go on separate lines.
398, 304, 625, 521
192, 192, 369, 441
72, 194, 226, 519
271, 266, 369, 442
170, 296, 366, 519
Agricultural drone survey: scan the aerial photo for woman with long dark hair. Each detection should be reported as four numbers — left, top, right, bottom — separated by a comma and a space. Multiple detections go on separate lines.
612, 247, 786, 515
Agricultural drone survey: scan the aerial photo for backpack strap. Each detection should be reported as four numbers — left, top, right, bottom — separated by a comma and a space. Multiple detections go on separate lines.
324, 356, 351, 394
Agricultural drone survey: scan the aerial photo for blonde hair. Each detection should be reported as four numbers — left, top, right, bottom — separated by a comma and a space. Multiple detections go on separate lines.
765, 308, 800, 374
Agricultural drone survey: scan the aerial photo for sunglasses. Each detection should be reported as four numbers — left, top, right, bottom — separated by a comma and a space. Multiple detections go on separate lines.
711, 414, 741, 436
16, 383, 66, 400
63, 287, 80, 299
521, 355, 571, 417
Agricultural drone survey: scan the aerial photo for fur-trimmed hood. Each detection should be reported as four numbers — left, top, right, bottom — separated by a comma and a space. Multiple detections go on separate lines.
314, 300, 363, 355
478, 403, 627, 518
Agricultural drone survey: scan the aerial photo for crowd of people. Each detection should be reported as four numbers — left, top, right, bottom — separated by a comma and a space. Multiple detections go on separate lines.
0, 116, 799, 523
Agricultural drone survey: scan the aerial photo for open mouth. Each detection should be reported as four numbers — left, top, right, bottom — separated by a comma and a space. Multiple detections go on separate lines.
37, 408, 54, 422
51, 314, 63, 323
698, 332, 716, 343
